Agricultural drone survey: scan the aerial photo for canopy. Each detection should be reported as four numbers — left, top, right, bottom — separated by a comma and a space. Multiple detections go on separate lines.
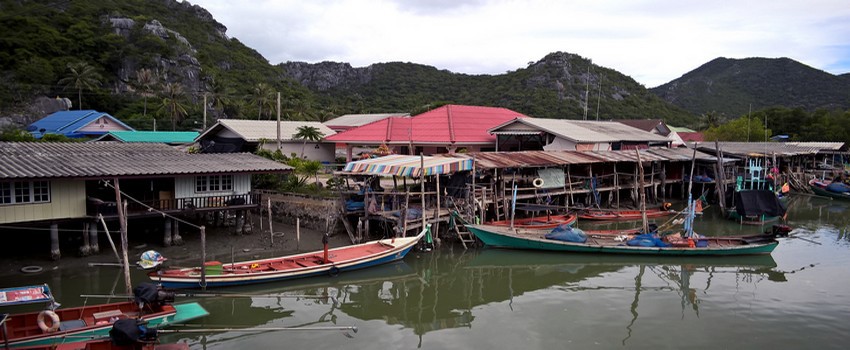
340, 154, 473, 177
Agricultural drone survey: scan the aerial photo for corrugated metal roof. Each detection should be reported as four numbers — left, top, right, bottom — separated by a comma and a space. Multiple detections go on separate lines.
198, 119, 336, 142
324, 113, 409, 128
0, 142, 292, 180
95, 131, 199, 143
444, 151, 606, 169
29, 110, 134, 138
443, 148, 719, 169
489, 118, 670, 143
325, 104, 528, 145
694, 142, 846, 157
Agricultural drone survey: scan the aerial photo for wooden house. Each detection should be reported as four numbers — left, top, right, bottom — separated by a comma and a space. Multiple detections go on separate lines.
196, 119, 337, 162
489, 118, 671, 151
0, 142, 291, 259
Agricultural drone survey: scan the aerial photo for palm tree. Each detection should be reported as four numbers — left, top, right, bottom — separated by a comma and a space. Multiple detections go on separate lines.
293, 125, 325, 158
207, 76, 230, 118
288, 98, 314, 121
158, 82, 188, 131
252, 83, 275, 120
57, 61, 102, 110
134, 68, 158, 117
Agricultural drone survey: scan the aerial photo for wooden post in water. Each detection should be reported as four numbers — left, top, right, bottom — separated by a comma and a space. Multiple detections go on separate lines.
268, 198, 274, 245
296, 218, 301, 251
200, 226, 206, 290
714, 141, 727, 212
112, 178, 132, 297
614, 163, 620, 208
635, 151, 648, 233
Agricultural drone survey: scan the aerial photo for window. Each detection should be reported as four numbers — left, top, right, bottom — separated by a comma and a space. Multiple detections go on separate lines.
195, 175, 233, 192
0, 181, 50, 205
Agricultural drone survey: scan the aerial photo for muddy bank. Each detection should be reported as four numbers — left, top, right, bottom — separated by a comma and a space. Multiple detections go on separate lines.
0, 213, 352, 279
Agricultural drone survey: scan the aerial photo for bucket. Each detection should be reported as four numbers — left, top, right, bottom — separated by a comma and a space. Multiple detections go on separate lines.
204, 261, 223, 275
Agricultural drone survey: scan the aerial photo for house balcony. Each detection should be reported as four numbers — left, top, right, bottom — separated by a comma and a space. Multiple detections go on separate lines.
87, 193, 259, 219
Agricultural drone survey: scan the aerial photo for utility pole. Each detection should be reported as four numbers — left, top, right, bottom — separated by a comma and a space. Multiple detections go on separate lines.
596, 74, 602, 121
203, 93, 208, 130
583, 64, 590, 120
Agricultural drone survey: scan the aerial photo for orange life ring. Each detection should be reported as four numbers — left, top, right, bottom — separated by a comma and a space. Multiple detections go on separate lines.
37, 310, 60, 333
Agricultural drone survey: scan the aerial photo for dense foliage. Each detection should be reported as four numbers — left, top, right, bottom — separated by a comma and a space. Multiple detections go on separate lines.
700, 106, 850, 143
651, 57, 850, 118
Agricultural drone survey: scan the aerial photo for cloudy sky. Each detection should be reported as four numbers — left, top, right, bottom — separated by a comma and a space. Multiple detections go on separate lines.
190, 0, 850, 87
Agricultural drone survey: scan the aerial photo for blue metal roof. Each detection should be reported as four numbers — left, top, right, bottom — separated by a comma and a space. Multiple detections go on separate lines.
28, 110, 134, 138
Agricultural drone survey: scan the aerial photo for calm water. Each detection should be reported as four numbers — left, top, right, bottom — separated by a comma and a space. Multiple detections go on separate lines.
5, 195, 850, 349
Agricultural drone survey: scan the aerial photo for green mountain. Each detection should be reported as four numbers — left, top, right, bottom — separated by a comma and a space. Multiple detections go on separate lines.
650, 57, 850, 118
280, 52, 697, 127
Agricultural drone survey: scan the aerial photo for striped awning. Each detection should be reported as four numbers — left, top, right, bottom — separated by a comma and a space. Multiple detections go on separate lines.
340, 154, 474, 177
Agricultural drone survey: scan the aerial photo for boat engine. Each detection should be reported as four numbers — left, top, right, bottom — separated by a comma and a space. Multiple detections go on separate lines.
132, 283, 175, 309
110, 319, 158, 346
769, 224, 792, 237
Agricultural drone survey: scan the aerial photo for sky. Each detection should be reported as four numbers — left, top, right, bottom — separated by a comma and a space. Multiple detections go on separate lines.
190, 0, 850, 87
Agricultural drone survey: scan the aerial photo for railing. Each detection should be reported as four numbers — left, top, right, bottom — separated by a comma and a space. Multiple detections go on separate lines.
88, 193, 258, 217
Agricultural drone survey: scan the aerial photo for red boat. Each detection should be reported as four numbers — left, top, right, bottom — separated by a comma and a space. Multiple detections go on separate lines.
486, 213, 577, 229
0, 284, 207, 349
578, 207, 676, 221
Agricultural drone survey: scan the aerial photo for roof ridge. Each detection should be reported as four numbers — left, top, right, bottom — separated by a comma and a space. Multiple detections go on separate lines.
57, 111, 97, 132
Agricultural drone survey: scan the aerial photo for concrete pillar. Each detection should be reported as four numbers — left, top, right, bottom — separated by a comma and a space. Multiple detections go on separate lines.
50, 223, 60, 260
234, 211, 245, 235
163, 219, 173, 247
346, 144, 353, 162
89, 221, 99, 253
171, 219, 183, 245
79, 222, 92, 256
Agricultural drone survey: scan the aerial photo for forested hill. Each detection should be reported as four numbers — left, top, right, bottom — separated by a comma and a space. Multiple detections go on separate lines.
0, 0, 312, 128
650, 57, 850, 118
280, 52, 697, 127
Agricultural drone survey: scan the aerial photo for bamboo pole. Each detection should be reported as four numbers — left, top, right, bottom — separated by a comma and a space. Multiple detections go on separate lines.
635, 151, 648, 233
420, 153, 426, 234
268, 198, 274, 245
112, 179, 131, 297
200, 226, 206, 290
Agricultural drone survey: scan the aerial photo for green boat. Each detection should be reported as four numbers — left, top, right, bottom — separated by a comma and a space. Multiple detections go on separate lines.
465, 224, 783, 256
0, 284, 208, 348
810, 178, 850, 201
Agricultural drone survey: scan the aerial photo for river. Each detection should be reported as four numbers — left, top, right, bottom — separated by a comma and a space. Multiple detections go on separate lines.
4, 195, 850, 349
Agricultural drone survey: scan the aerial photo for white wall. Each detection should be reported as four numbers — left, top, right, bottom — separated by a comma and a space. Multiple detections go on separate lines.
174, 174, 252, 208
261, 141, 335, 163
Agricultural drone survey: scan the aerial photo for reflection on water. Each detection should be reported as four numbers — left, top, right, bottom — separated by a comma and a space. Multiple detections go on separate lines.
3, 194, 850, 349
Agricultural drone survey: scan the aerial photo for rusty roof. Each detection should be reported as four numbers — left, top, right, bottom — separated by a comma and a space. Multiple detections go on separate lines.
0, 142, 292, 180
693, 142, 846, 158
441, 148, 716, 169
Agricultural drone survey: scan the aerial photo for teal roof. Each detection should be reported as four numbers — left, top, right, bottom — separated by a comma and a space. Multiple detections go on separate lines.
99, 131, 199, 143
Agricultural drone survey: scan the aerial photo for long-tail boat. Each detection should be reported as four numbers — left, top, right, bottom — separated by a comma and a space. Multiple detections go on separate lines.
0, 284, 207, 349
486, 213, 577, 229
577, 207, 676, 221
149, 226, 428, 289
464, 223, 791, 256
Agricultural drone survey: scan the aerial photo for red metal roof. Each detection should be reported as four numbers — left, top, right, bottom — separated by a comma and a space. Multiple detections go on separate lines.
678, 132, 704, 142
325, 105, 528, 145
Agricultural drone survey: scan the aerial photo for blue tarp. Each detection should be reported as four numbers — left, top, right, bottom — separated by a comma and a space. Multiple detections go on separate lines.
545, 224, 587, 243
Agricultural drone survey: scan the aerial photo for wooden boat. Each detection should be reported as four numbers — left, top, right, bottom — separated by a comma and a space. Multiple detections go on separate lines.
0, 285, 208, 349
150, 226, 428, 289
465, 224, 785, 256
577, 207, 676, 221
486, 213, 577, 229
809, 178, 850, 200
15, 338, 188, 350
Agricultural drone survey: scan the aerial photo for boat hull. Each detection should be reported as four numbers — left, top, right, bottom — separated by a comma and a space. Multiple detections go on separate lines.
4, 302, 207, 349
578, 209, 676, 221
810, 181, 850, 201
466, 224, 778, 256
486, 214, 577, 229
150, 230, 425, 289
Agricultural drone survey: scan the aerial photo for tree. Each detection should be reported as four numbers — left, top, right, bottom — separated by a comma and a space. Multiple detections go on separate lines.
158, 82, 188, 131
207, 76, 230, 118
703, 115, 771, 141
134, 68, 158, 117
252, 83, 275, 120
57, 61, 102, 110
293, 125, 325, 158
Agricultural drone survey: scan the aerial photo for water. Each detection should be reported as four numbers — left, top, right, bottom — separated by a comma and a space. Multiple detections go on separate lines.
4, 195, 850, 349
